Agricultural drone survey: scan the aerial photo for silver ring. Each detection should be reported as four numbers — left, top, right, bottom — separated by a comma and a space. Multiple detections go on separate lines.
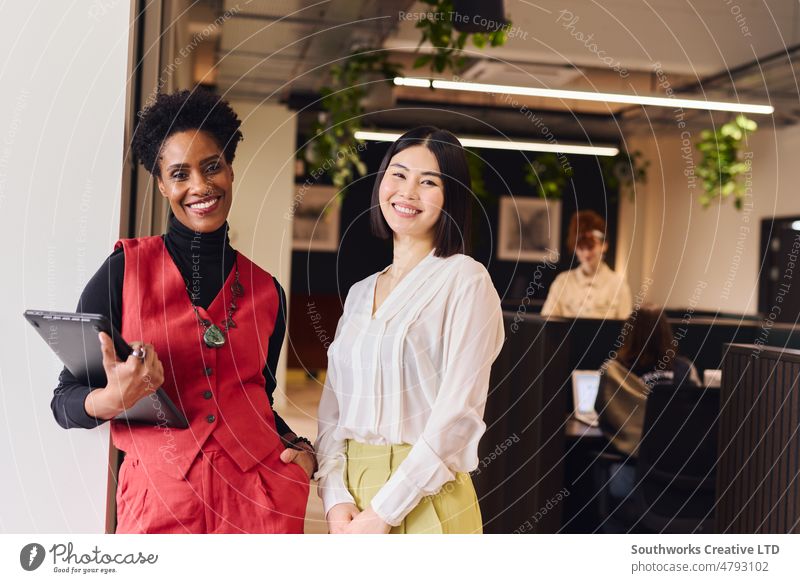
131, 347, 146, 360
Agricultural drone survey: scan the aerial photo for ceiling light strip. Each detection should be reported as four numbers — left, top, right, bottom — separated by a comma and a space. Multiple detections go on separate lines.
393, 77, 774, 115
354, 130, 619, 156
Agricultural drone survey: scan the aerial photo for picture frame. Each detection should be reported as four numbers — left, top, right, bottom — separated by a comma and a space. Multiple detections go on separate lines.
291, 184, 341, 252
497, 196, 561, 262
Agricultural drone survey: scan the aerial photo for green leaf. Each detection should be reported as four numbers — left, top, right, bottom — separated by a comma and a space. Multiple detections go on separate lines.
413, 54, 433, 69
491, 29, 507, 46
736, 115, 757, 131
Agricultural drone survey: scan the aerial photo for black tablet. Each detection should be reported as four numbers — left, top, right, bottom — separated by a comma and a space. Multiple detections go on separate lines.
24, 310, 189, 429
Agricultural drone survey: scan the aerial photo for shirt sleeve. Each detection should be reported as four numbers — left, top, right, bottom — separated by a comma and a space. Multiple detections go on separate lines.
368, 269, 506, 526
263, 278, 293, 437
314, 302, 357, 515
50, 249, 125, 429
541, 272, 564, 317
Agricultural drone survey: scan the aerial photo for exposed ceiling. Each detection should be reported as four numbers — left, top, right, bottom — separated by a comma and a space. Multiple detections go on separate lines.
388, 0, 800, 77
214, 0, 414, 100
185, 0, 800, 138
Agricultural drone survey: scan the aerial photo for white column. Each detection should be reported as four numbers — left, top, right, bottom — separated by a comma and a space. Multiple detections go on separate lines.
227, 101, 298, 411
1, 2, 131, 532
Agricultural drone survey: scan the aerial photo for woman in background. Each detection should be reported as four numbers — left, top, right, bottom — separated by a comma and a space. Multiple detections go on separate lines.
542, 210, 632, 319
315, 126, 505, 534
594, 304, 700, 497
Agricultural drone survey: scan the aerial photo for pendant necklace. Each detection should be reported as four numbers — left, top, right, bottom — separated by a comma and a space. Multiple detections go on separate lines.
184, 253, 244, 348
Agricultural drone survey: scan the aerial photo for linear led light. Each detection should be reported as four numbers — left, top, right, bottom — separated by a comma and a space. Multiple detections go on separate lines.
393, 77, 431, 88
393, 77, 774, 115
354, 130, 619, 156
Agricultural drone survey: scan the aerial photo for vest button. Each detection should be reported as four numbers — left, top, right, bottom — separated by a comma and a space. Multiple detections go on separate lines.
203, 390, 213, 400
204, 367, 213, 376
206, 414, 216, 423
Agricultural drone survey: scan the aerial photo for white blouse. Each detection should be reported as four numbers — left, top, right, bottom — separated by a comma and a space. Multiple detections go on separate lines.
314, 251, 505, 526
541, 262, 632, 319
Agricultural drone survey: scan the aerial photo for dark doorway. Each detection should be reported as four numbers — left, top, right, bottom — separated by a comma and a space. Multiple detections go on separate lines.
759, 217, 800, 323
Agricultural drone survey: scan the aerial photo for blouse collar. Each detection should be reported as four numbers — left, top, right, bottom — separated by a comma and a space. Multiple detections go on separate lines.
371, 250, 452, 321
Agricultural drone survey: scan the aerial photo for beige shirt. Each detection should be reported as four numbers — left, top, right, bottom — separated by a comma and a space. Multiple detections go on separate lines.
541, 262, 632, 319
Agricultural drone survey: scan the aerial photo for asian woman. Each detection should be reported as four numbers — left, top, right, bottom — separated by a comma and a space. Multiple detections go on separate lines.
315, 126, 505, 534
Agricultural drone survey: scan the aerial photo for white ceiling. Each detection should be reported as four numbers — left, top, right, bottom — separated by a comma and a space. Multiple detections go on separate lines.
387, 0, 799, 77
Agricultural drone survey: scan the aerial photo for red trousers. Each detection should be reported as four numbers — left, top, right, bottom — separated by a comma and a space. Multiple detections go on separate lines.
115, 436, 309, 533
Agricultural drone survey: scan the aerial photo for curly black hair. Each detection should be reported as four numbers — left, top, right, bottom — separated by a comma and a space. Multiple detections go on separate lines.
131, 89, 243, 177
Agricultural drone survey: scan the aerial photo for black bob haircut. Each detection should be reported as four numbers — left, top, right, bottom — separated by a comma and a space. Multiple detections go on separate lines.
131, 88, 243, 177
370, 126, 472, 258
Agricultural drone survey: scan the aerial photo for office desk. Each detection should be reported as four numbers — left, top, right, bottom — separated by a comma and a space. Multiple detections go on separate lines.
565, 416, 603, 440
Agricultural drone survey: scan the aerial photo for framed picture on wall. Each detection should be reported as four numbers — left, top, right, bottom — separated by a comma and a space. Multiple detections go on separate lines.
291, 185, 341, 252
497, 196, 561, 262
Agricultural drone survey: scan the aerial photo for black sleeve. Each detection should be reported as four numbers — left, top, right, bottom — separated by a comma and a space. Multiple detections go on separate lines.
51, 251, 294, 436
51, 248, 125, 429
264, 277, 293, 437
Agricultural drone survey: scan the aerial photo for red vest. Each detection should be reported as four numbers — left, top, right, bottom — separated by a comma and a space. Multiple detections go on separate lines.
110, 236, 282, 479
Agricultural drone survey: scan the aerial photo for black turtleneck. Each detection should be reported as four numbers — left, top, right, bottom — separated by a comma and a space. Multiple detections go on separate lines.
51, 215, 291, 436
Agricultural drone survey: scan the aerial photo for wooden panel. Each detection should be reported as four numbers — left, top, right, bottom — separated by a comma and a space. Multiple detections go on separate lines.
474, 314, 569, 533
716, 343, 800, 533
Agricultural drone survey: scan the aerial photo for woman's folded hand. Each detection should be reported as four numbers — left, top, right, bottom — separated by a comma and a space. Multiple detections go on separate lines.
341, 505, 391, 534
326, 503, 360, 534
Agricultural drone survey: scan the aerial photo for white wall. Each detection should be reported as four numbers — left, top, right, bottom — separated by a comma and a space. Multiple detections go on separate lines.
226, 100, 298, 407
0, 2, 130, 532
617, 122, 800, 315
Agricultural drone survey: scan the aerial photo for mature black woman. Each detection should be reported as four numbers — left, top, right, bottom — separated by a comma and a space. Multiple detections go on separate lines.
50, 89, 313, 534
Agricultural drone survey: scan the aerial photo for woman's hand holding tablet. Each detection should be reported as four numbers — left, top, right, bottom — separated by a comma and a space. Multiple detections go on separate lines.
84, 332, 165, 420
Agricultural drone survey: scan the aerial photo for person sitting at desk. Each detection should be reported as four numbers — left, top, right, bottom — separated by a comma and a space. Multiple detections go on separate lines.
541, 210, 632, 319
595, 304, 701, 460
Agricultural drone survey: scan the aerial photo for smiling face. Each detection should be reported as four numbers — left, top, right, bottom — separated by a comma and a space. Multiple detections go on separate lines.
378, 145, 445, 242
575, 233, 607, 272
156, 129, 233, 233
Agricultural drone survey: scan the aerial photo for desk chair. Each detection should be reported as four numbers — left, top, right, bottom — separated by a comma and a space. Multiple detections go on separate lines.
593, 380, 719, 533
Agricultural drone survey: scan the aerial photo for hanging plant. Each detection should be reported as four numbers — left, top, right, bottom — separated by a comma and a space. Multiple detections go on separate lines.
464, 148, 493, 250
524, 153, 574, 199
305, 2, 512, 191
307, 51, 400, 190
695, 114, 757, 209
413, 0, 510, 73
600, 150, 649, 199
465, 148, 489, 201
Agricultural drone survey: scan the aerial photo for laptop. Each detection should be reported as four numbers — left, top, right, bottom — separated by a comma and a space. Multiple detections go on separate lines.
571, 370, 601, 427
